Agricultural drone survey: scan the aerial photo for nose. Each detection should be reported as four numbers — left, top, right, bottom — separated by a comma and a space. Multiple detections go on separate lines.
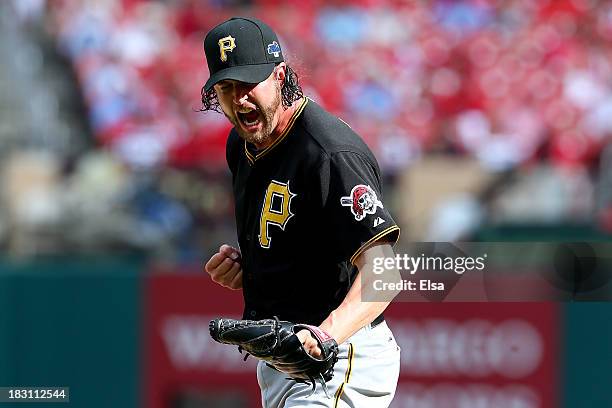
232, 84, 249, 106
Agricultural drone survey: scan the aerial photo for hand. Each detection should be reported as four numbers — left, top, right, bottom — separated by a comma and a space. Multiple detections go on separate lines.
296, 329, 322, 359
204, 244, 243, 290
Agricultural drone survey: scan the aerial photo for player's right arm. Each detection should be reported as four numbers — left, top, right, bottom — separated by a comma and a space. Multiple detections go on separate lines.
209, 130, 242, 290
204, 244, 243, 290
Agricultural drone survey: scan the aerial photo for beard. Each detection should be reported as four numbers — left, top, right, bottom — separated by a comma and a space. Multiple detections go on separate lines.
227, 83, 282, 147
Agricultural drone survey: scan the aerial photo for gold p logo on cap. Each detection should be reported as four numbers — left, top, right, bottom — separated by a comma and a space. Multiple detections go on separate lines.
218, 35, 236, 62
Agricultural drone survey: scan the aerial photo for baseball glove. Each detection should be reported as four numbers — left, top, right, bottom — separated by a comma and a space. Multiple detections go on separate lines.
209, 316, 339, 395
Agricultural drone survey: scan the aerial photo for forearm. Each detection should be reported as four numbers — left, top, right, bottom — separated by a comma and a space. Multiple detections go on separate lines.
319, 243, 401, 344
319, 289, 388, 345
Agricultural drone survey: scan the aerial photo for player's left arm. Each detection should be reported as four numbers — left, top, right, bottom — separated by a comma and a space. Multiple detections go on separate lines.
297, 242, 401, 356
296, 149, 402, 356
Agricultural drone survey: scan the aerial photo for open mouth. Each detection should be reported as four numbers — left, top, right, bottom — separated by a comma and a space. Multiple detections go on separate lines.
237, 108, 261, 130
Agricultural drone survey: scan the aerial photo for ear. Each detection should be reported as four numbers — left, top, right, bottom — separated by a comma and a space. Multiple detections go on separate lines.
274, 63, 287, 82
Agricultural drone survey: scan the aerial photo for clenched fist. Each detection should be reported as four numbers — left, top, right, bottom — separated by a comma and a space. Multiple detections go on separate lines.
204, 244, 243, 290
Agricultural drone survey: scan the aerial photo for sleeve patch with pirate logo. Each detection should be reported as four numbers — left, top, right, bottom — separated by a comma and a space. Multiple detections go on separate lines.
340, 184, 384, 221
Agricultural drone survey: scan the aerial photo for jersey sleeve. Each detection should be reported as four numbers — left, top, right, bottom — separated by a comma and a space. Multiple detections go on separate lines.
320, 151, 400, 265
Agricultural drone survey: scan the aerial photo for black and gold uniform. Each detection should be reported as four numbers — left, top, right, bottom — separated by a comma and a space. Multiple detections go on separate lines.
226, 97, 400, 325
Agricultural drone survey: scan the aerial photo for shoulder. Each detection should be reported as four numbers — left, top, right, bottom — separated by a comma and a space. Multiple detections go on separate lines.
297, 99, 379, 167
227, 128, 240, 150
226, 128, 241, 171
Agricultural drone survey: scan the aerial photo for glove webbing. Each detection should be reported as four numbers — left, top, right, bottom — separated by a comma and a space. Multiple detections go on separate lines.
238, 315, 283, 361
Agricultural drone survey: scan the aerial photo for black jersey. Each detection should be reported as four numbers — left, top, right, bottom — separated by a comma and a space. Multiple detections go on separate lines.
226, 98, 400, 325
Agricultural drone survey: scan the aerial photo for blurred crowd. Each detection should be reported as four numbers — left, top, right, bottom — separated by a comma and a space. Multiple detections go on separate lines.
44, 0, 612, 172
1, 0, 611, 259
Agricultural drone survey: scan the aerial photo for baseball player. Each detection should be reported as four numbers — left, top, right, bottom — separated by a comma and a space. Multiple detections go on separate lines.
202, 17, 401, 407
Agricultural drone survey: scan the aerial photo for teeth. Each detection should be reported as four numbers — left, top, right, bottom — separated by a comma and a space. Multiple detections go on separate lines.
244, 116, 259, 126
238, 108, 259, 127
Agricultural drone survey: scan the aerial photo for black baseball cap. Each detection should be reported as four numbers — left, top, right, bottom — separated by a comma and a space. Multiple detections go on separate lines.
203, 17, 284, 92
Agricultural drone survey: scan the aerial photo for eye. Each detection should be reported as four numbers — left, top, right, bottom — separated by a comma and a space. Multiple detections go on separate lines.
217, 83, 232, 93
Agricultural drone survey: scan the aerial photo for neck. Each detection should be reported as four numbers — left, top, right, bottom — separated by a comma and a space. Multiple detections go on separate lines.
253, 98, 303, 150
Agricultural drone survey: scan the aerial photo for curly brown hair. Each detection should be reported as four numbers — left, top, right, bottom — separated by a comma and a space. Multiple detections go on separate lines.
199, 64, 303, 113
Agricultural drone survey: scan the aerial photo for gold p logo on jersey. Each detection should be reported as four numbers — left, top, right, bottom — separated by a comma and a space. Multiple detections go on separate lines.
259, 180, 296, 249
218, 35, 236, 62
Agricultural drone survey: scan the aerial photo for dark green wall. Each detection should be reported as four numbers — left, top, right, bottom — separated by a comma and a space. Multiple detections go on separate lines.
564, 303, 612, 408
0, 256, 143, 408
